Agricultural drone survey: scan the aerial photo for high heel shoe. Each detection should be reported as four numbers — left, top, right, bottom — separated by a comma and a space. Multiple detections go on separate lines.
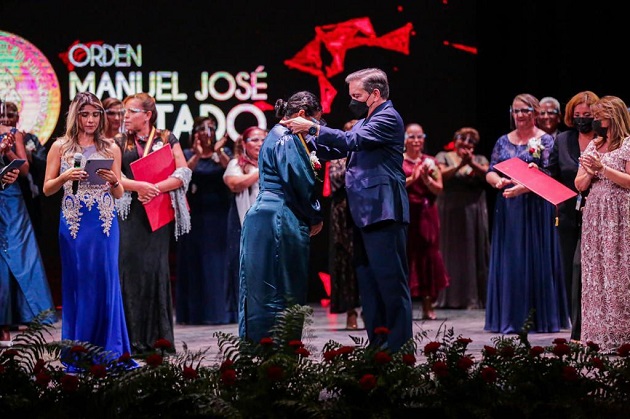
422, 297, 437, 320
346, 310, 358, 330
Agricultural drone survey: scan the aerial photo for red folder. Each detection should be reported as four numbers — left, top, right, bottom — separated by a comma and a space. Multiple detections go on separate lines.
130, 144, 175, 231
494, 157, 577, 205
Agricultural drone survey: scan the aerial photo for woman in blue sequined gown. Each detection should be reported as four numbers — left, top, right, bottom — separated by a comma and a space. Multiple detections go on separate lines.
43, 92, 134, 367
484, 93, 570, 334
1, 125, 56, 346
239, 92, 324, 343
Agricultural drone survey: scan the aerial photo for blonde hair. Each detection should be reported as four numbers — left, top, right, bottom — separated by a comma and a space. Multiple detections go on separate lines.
591, 95, 630, 152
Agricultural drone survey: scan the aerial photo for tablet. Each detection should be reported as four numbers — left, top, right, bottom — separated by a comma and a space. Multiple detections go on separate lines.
84, 158, 114, 185
0, 159, 26, 178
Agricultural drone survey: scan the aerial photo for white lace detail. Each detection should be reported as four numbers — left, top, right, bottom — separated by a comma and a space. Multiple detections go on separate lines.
60, 151, 116, 239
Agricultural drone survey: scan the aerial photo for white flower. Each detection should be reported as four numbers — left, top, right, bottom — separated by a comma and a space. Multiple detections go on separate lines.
527, 137, 544, 159
309, 151, 321, 170
152, 140, 164, 152
422, 157, 438, 179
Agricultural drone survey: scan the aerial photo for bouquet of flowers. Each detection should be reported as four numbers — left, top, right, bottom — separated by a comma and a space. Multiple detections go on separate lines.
528, 137, 544, 159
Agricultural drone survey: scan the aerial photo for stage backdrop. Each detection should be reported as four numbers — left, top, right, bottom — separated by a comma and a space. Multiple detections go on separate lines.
2, 0, 478, 305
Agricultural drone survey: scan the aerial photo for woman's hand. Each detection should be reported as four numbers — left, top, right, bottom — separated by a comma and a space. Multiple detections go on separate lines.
502, 182, 529, 198
65, 166, 88, 184
96, 168, 118, 185
579, 154, 603, 175
494, 177, 512, 189
137, 181, 160, 203
310, 221, 323, 237
1, 168, 18, 186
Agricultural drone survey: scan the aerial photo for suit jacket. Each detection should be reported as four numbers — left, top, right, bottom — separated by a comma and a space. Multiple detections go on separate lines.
314, 100, 409, 228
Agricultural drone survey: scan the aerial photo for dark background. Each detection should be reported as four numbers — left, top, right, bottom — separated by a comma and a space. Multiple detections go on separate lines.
1, 0, 626, 305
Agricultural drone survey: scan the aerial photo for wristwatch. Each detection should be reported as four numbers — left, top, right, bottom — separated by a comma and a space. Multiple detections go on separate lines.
308, 123, 318, 136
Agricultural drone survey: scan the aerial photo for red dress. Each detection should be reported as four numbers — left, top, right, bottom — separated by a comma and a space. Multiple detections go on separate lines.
402, 155, 449, 299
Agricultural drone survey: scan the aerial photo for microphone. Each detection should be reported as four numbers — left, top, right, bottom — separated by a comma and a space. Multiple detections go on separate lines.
72, 152, 82, 195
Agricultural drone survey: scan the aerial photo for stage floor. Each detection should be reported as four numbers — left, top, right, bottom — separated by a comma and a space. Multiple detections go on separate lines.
23, 302, 572, 366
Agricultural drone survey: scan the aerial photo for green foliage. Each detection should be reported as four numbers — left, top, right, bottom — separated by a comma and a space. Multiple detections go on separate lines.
2, 307, 630, 418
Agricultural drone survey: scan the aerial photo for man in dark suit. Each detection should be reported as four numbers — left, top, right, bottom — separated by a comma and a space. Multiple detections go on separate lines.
282, 68, 412, 353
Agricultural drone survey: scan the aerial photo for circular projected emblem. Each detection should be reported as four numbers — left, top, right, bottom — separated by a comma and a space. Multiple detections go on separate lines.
0, 30, 61, 144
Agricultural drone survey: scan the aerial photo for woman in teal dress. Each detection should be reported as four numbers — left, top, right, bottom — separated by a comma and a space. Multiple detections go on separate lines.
238, 91, 324, 343
1, 125, 56, 346
43, 92, 135, 368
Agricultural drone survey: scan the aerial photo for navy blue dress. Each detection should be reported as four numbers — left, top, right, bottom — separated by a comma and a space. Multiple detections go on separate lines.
176, 149, 235, 325
238, 125, 322, 343
484, 134, 570, 334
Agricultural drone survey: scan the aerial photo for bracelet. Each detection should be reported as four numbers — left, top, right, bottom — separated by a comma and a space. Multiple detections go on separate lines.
601, 165, 607, 177
109, 181, 120, 188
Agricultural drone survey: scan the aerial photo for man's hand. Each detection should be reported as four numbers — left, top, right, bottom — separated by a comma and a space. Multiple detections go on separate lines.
280, 117, 312, 134
310, 221, 323, 237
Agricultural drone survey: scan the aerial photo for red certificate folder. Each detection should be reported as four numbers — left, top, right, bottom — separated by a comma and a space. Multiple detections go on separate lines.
130, 144, 175, 231
494, 157, 577, 205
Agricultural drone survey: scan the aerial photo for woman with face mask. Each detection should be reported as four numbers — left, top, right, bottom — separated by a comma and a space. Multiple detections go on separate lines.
575, 95, 630, 353
548, 91, 599, 343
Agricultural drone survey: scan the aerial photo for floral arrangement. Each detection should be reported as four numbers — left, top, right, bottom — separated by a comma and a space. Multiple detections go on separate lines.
2, 308, 630, 418
528, 137, 544, 158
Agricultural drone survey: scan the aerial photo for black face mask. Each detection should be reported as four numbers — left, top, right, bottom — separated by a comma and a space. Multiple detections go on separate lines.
348, 98, 368, 118
592, 119, 608, 139
573, 117, 594, 134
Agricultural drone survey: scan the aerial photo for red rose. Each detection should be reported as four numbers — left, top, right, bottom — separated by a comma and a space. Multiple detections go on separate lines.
480, 366, 497, 383
323, 350, 338, 361
259, 337, 274, 346
221, 369, 237, 385
553, 338, 568, 345
561, 366, 579, 381
499, 345, 515, 358
529, 346, 545, 357
374, 351, 392, 365
183, 366, 198, 380
288, 340, 304, 348
313, 161, 322, 170
617, 343, 630, 357
33, 358, 46, 374
456, 337, 473, 346
483, 345, 497, 357
552, 343, 571, 357
358, 374, 377, 391
295, 347, 310, 357
153, 338, 172, 350
591, 357, 606, 370
456, 356, 474, 370
431, 361, 449, 378
402, 354, 416, 366
586, 341, 600, 352
423, 341, 441, 356
90, 364, 107, 378
337, 346, 354, 355
60, 374, 79, 392
146, 354, 163, 367
220, 359, 234, 371
35, 370, 51, 388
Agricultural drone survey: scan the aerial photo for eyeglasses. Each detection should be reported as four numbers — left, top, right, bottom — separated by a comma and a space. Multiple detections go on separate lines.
406, 134, 426, 140
105, 109, 126, 116
512, 107, 534, 115
539, 110, 560, 116
125, 108, 148, 114
78, 111, 102, 118
194, 124, 216, 133
245, 137, 264, 143
456, 135, 478, 145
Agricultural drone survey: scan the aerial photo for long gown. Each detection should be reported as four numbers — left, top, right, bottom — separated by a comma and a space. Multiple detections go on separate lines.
59, 145, 133, 366
435, 151, 489, 309
118, 133, 177, 355
328, 158, 360, 314
0, 133, 56, 329
238, 125, 322, 343
176, 149, 234, 325
580, 139, 630, 352
484, 134, 570, 334
402, 154, 449, 300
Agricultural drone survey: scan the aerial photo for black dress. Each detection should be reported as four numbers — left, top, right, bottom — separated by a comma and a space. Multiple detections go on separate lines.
118, 131, 177, 355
